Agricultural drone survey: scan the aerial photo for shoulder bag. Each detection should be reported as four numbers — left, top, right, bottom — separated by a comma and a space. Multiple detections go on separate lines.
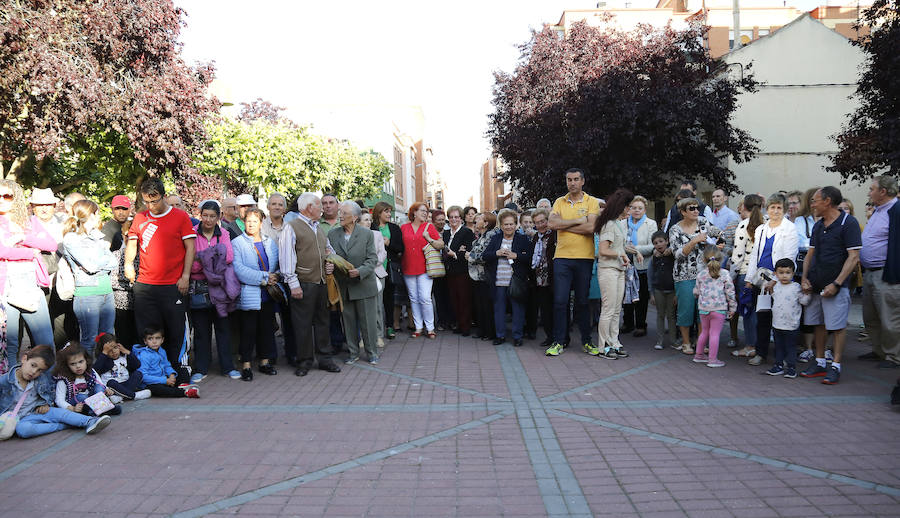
423, 223, 445, 278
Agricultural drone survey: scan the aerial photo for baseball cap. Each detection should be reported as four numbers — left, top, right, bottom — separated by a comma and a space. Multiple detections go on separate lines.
111, 195, 132, 209
235, 194, 256, 206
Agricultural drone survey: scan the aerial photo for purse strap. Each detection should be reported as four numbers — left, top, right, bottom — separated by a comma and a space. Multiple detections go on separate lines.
252, 240, 267, 271
11, 385, 31, 416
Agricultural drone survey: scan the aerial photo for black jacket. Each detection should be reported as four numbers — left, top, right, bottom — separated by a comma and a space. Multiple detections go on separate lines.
884, 201, 900, 284
93, 351, 141, 377
484, 232, 532, 288
529, 230, 557, 284
442, 226, 474, 276
372, 221, 404, 265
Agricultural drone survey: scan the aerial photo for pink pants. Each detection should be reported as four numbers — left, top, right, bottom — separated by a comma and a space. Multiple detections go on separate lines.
698, 312, 726, 361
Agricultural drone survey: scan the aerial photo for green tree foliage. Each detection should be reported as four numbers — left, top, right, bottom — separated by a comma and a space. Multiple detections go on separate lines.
829, 0, 900, 181
192, 116, 393, 203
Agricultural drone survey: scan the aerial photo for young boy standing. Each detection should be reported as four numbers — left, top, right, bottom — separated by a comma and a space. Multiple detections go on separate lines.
647, 231, 677, 350
767, 258, 811, 378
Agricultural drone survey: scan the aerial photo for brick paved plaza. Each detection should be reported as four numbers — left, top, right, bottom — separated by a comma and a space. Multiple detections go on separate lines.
1, 306, 899, 518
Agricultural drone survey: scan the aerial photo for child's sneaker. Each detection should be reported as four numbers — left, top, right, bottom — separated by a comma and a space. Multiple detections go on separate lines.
798, 349, 814, 363
766, 364, 785, 376
692, 354, 709, 363
653, 340, 664, 350
227, 370, 241, 380
109, 395, 124, 404
784, 366, 797, 378
184, 386, 200, 398
825, 350, 834, 363
707, 360, 726, 368
134, 389, 151, 400
86, 415, 111, 435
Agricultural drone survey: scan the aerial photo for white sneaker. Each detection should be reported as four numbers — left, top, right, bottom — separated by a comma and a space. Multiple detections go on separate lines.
134, 389, 152, 400
654, 340, 664, 350
798, 349, 814, 363
726, 339, 737, 348
825, 350, 834, 362
109, 395, 123, 404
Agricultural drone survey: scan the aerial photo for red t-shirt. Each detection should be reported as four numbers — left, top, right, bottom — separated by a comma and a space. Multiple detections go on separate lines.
400, 222, 441, 276
127, 207, 197, 285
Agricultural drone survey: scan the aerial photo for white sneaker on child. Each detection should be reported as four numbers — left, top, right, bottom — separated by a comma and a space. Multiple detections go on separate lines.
109, 395, 123, 404
825, 350, 834, 362
134, 389, 151, 400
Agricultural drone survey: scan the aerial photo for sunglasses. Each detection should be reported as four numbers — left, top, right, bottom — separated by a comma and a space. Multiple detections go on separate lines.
0, 194, 14, 201
685, 205, 699, 212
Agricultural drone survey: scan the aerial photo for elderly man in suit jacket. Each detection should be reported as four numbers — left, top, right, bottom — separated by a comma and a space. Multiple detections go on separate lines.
328, 201, 380, 365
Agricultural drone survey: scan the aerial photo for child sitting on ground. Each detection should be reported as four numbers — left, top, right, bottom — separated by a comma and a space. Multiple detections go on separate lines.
134, 327, 199, 398
692, 248, 736, 367
93, 333, 151, 401
766, 258, 811, 378
647, 231, 677, 350
54, 342, 122, 416
0, 345, 111, 438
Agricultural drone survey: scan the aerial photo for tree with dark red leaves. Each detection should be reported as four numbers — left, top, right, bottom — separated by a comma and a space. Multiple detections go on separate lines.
0, 0, 218, 194
488, 20, 758, 202
829, 0, 900, 181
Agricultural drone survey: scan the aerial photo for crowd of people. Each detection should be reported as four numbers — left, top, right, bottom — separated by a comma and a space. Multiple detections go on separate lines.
2, 168, 900, 439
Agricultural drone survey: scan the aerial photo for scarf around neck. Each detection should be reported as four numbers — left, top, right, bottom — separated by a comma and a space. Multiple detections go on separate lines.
627, 215, 646, 245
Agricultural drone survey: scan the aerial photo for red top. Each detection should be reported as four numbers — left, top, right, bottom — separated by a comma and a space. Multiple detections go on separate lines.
400, 222, 440, 276
127, 207, 197, 285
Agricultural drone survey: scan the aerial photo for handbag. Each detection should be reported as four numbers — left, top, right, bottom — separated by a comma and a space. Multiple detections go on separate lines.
0, 386, 31, 440
252, 242, 286, 305
84, 392, 115, 415
189, 280, 211, 309
5, 260, 42, 312
423, 223, 445, 279
508, 274, 528, 301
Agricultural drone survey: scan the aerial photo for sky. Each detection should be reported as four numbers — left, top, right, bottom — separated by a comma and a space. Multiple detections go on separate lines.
176, 0, 596, 205
176, 0, 826, 205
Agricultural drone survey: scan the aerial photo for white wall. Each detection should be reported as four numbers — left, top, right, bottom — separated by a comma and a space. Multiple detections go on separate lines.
723, 15, 869, 214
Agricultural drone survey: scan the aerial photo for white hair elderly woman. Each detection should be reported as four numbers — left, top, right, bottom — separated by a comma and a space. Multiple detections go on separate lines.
328, 201, 380, 364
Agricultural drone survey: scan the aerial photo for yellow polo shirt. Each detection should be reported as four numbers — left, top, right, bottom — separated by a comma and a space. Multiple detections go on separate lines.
552, 193, 602, 259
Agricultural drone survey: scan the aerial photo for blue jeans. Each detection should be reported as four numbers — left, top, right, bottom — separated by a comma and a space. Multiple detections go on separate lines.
494, 284, 525, 340
736, 274, 757, 347
16, 407, 93, 438
6, 293, 54, 367
72, 293, 115, 356
773, 328, 798, 367
552, 259, 592, 345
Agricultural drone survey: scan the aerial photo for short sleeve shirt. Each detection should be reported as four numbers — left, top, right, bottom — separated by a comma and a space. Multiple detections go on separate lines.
596, 220, 627, 270
551, 193, 602, 259
127, 207, 197, 285
400, 222, 441, 276
808, 211, 862, 290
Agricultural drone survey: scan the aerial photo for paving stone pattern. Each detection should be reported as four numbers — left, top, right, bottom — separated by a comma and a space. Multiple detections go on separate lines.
1, 306, 899, 517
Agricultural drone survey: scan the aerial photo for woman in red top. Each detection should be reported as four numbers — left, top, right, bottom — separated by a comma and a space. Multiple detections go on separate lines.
401, 202, 444, 338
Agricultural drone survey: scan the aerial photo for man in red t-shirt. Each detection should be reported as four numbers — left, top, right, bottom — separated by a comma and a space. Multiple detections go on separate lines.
125, 178, 196, 368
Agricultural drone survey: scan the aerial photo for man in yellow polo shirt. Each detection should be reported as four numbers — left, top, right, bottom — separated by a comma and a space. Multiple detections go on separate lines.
546, 168, 603, 356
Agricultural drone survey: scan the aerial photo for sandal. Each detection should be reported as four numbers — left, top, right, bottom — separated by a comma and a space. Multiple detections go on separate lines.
681, 346, 695, 355
426, 331, 437, 340
731, 346, 756, 358
411, 330, 423, 338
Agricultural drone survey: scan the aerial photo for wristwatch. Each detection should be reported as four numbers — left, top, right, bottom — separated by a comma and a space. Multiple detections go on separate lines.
832, 280, 843, 289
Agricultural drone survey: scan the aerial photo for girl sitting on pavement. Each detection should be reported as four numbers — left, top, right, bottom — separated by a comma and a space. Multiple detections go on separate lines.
0, 345, 111, 438
54, 342, 122, 416
93, 333, 151, 401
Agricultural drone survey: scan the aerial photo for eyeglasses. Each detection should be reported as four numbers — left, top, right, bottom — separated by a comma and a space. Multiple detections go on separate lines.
0, 194, 14, 201
685, 205, 699, 212
142, 197, 163, 205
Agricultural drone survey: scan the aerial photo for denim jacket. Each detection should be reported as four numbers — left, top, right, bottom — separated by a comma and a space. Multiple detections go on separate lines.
62, 230, 117, 288
0, 366, 56, 415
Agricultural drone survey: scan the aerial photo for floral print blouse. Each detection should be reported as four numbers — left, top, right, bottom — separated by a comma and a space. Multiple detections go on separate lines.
668, 216, 722, 283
